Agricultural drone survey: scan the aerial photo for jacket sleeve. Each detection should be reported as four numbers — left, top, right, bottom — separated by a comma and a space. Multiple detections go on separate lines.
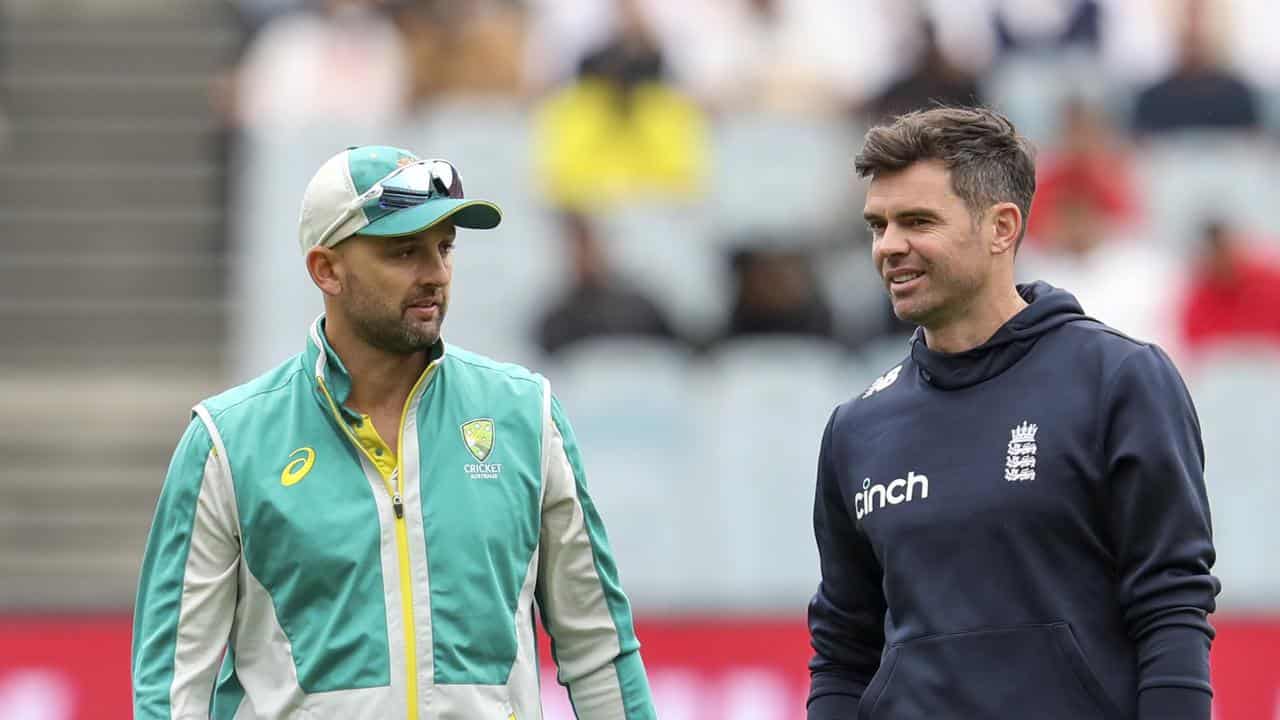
132, 415, 241, 720
808, 408, 887, 719
1103, 346, 1220, 720
535, 390, 656, 720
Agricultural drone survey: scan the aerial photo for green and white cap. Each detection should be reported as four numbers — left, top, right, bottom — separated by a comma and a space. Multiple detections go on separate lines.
298, 145, 502, 252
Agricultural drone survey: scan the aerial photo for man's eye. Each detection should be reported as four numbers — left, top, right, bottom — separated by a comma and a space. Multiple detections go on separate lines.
440, 242, 455, 255
909, 218, 931, 227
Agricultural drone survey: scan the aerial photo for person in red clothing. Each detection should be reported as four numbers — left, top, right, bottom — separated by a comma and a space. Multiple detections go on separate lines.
1180, 220, 1280, 353
1027, 97, 1140, 248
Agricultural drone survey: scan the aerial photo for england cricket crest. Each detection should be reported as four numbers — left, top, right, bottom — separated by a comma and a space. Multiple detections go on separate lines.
461, 418, 495, 463
1005, 421, 1038, 482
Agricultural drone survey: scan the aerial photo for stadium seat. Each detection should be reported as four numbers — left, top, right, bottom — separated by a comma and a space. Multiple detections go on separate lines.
544, 338, 708, 608
1188, 346, 1280, 610
981, 52, 1111, 146
597, 204, 729, 341
710, 114, 861, 237
1135, 133, 1279, 254
701, 337, 850, 608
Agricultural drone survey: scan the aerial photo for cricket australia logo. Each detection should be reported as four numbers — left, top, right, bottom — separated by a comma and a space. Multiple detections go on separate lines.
862, 364, 902, 399
461, 418, 502, 479
1005, 421, 1038, 482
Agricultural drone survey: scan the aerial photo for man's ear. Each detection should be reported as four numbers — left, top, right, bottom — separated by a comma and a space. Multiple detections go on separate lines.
306, 246, 343, 296
989, 202, 1023, 256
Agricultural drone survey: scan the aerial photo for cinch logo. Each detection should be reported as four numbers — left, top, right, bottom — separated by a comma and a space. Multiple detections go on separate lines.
854, 472, 929, 520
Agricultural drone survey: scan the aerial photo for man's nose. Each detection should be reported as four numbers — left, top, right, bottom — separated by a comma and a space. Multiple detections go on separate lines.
418, 247, 451, 283
873, 225, 910, 263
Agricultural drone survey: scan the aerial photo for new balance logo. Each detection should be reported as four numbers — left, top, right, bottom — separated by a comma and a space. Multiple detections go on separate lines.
862, 364, 902, 399
1005, 421, 1038, 482
854, 472, 930, 520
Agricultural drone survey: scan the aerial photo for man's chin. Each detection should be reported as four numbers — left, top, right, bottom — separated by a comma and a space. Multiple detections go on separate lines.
892, 301, 924, 325
403, 319, 443, 348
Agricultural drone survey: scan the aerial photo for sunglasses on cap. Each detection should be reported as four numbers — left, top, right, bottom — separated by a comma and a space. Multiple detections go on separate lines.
316, 158, 465, 247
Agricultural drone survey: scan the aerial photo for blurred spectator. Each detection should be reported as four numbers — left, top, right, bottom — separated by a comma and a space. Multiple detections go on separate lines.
393, 0, 527, 104
717, 244, 836, 346
224, 0, 410, 129
537, 211, 683, 355
648, 0, 891, 115
1179, 220, 1280, 354
532, 0, 708, 210
1020, 194, 1179, 351
866, 16, 983, 123
992, 0, 1101, 56
1132, 0, 1261, 135
229, 0, 306, 42
1027, 97, 1140, 246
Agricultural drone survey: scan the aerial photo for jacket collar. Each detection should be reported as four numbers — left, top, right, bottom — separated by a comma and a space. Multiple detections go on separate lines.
304, 314, 446, 422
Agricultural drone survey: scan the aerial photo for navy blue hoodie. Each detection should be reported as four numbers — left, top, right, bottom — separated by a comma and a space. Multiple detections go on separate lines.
808, 283, 1219, 720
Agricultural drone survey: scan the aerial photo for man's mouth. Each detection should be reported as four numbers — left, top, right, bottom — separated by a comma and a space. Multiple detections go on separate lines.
886, 269, 926, 289
406, 299, 441, 319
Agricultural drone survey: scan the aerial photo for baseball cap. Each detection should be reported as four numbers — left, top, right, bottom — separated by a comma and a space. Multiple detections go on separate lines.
298, 145, 502, 252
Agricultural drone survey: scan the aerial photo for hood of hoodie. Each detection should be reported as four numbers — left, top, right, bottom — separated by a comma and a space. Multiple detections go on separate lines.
910, 281, 1091, 390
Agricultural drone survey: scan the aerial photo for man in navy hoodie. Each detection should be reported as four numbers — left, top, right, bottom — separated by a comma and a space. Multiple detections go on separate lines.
807, 106, 1219, 720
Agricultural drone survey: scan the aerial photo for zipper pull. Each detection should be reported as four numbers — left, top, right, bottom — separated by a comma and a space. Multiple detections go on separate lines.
392, 493, 404, 519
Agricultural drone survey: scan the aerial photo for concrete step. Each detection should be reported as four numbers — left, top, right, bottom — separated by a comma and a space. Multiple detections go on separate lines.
1, 119, 220, 165
0, 342, 225, 373
0, 504, 154, 543
0, 565, 143, 609
0, 164, 219, 210
0, 438, 179, 471
0, 253, 224, 301
0, 73, 214, 117
3, 28, 234, 76
2, 466, 172, 497
0, 370, 222, 432
0, 552, 143, 609
4, 0, 231, 24
0, 210, 220, 254
0, 298, 226, 367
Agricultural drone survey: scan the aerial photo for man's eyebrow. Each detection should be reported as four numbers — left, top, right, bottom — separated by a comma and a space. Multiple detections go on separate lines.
894, 207, 943, 219
863, 207, 944, 222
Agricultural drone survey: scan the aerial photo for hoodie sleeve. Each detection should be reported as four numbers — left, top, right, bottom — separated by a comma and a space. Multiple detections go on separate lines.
807, 408, 887, 719
1102, 345, 1220, 720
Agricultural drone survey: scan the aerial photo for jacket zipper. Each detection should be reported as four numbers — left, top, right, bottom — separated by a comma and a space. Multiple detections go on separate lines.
317, 367, 434, 720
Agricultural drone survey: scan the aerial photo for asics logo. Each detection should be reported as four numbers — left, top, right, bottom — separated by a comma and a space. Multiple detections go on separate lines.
281, 447, 316, 487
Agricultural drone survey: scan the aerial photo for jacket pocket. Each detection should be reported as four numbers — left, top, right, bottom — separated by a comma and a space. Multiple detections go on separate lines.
856, 646, 901, 720
1050, 622, 1125, 719
862, 623, 1122, 720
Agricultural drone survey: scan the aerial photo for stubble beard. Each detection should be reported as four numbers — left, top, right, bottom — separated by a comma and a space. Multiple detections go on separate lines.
894, 267, 985, 332
344, 277, 446, 355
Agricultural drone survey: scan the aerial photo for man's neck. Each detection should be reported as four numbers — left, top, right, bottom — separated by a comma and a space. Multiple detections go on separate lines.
324, 316, 431, 416
923, 284, 1028, 355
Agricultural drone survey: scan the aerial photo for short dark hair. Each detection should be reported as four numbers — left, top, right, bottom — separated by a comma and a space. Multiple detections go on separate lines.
855, 106, 1037, 246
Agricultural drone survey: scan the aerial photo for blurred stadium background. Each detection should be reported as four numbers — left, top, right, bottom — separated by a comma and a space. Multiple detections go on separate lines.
1, 0, 1278, 717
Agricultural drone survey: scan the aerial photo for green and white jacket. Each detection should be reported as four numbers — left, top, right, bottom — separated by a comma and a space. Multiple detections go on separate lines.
132, 318, 655, 720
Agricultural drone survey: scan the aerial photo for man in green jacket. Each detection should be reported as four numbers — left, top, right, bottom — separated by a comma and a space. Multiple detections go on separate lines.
132, 145, 657, 720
